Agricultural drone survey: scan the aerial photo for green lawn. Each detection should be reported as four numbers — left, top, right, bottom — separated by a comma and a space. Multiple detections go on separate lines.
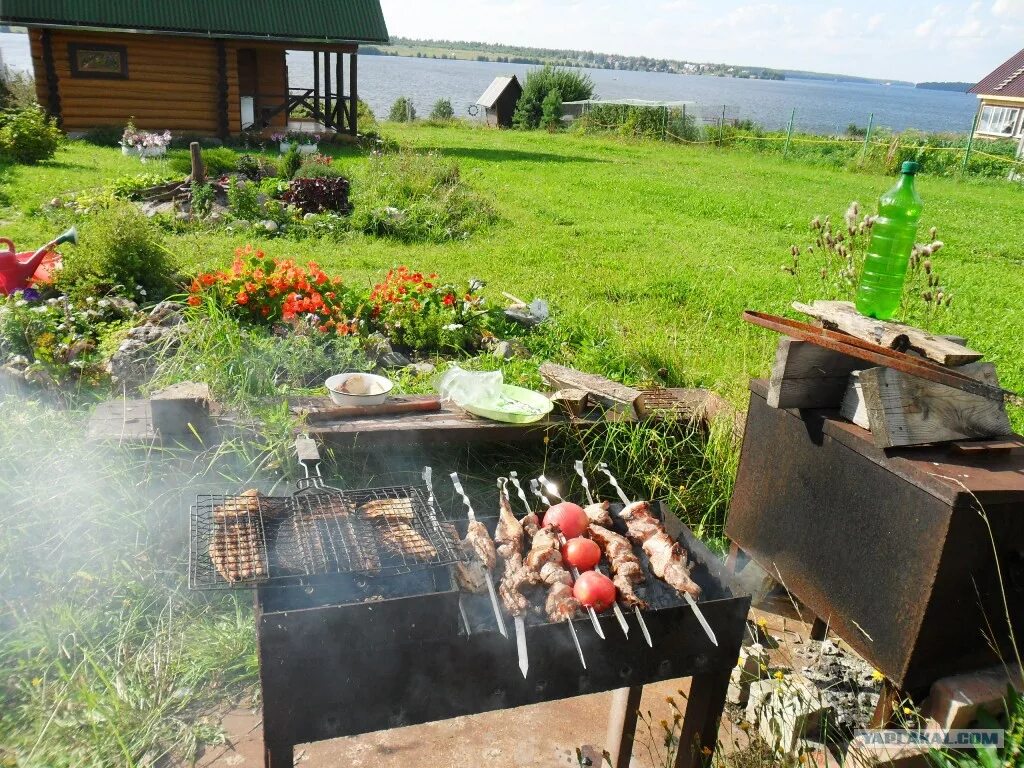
3, 124, 1021, 421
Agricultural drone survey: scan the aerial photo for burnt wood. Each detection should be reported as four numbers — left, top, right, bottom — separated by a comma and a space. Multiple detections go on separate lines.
726, 381, 1024, 694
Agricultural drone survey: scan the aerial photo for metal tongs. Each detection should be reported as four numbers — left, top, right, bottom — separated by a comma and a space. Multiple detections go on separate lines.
598, 463, 717, 647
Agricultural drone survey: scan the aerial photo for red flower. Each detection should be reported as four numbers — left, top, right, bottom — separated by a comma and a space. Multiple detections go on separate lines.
443, 293, 455, 306
188, 295, 201, 306
237, 292, 250, 305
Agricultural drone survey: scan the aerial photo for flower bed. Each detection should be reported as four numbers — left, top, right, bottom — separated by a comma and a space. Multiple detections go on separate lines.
120, 121, 171, 160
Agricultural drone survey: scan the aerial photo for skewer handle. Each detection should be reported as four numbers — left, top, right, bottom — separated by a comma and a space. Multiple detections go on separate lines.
509, 472, 533, 517
530, 479, 553, 508
450, 472, 477, 521
574, 461, 596, 505
597, 463, 631, 506
538, 474, 564, 502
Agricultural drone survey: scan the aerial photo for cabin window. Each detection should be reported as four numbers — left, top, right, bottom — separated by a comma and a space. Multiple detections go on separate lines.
68, 43, 128, 79
977, 105, 1019, 136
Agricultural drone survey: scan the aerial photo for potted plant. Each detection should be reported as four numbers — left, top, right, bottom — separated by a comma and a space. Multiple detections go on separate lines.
121, 120, 171, 159
275, 130, 320, 154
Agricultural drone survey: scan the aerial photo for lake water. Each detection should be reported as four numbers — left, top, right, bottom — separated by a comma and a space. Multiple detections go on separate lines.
2, 31, 978, 135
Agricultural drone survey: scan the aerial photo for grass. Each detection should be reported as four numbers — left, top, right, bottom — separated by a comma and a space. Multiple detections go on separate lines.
2, 123, 1023, 763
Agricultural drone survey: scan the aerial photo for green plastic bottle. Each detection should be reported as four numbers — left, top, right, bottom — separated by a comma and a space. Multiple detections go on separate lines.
854, 161, 923, 320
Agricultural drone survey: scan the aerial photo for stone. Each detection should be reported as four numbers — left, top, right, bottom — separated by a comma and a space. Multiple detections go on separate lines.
107, 325, 183, 392
491, 339, 530, 360
820, 639, 840, 656
141, 200, 175, 217
262, 220, 279, 232
728, 643, 772, 705
924, 664, 1022, 730
127, 324, 174, 344
147, 301, 185, 327
151, 381, 213, 441
756, 674, 833, 755
745, 679, 777, 726
406, 361, 436, 376
175, 211, 192, 222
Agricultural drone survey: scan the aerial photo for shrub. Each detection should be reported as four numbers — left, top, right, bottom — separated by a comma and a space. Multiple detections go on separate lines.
187, 244, 363, 334
190, 182, 215, 217
282, 176, 352, 215
280, 145, 302, 179
574, 103, 699, 141
0, 66, 36, 109
294, 160, 344, 179
540, 88, 562, 131
227, 178, 262, 221
350, 151, 494, 243
235, 154, 263, 181
429, 99, 455, 121
369, 267, 492, 352
388, 97, 416, 122
81, 124, 124, 147
513, 65, 593, 129
167, 146, 237, 177
357, 99, 377, 129
56, 204, 178, 301
0, 105, 63, 164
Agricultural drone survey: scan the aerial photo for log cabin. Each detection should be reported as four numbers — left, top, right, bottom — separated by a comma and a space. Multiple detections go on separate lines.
0, 0, 390, 138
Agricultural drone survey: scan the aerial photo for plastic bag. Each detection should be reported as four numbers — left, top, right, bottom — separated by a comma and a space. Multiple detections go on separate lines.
435, 365, 503, 407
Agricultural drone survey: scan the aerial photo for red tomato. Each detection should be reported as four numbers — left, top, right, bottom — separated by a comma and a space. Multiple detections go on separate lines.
542, 502, 588, 539
573, 571, 617, 612
561, 537, 601, 571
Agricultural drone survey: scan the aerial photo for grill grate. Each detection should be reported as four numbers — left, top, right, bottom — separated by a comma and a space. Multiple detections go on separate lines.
190, 485, 465, 590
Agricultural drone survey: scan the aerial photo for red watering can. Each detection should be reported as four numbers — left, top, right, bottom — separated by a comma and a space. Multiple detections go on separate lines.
0, 227, 77, 295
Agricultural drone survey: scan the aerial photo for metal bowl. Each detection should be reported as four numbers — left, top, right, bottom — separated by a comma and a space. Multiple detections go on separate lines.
325, 372, 394, 406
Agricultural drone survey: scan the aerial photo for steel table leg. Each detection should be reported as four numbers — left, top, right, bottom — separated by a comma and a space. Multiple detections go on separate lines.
264, 740, 293, 768
676, 667, 731, 768
606, 685, 643, 768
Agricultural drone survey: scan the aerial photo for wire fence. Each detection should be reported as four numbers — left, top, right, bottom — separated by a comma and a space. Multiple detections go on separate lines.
569, 102, 1024, 181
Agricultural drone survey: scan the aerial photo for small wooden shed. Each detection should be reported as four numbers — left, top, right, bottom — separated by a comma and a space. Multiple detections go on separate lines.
0, 0, 389, 138
475, 75, 523, 128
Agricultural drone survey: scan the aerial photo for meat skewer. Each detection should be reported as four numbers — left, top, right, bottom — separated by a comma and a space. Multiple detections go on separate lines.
530, 479, 607, 640
450, 472, 508, 640
599, 463, 717, 647
494, 479, 530, 678
508, 472, 534, 518
574, 461, 596, 505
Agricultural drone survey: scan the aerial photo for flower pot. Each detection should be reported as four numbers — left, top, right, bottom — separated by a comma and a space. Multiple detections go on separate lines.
140, 146, 166, 158
298, 143, 318, 155
122, 145, 138, 156
279, 142, 292, 154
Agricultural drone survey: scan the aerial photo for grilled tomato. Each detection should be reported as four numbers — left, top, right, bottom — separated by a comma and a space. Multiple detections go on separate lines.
542, 502, 588, 539
561, 537, 601, 571
573, 571, 617, 612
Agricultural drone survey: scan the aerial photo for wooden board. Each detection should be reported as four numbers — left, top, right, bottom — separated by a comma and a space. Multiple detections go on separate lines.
290, 395, 600, 447
792, 300, 983, 367
766, 338, 862, 409
539, 363, 640, 419
292, 395, 441, 421
858, 363, 1014, 448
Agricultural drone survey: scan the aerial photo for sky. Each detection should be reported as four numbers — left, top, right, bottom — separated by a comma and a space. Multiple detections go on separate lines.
378, 0, 1024, 82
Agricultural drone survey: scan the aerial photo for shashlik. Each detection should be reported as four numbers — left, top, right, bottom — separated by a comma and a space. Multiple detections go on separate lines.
210, 519, 266, 582
583, 500, 614, 528
450, 519, 498, 594
359, 498, 437, 560
587, 523, 648, 609
618, 501, 701, 599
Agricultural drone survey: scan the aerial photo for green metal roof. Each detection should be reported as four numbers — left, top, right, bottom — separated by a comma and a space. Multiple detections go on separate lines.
0, 0, 390, 44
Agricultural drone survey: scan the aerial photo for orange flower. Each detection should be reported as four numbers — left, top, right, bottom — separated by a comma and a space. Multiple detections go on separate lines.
236, 292, 250, 305
187, 295, 202, 306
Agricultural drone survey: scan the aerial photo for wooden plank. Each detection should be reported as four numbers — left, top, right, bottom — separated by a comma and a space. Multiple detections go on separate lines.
766, 338, 862, 409
539, 363, 640, 419
792, 300, 982, 366
952, 438, 1024, 453
293, 395, 442, 422
858, 363, 1014, 448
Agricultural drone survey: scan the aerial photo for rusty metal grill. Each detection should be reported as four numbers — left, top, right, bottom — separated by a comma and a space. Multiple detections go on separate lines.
190, 485, 465, 590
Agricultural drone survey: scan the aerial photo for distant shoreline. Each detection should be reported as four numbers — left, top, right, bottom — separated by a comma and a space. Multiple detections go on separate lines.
366, 37, 917, 86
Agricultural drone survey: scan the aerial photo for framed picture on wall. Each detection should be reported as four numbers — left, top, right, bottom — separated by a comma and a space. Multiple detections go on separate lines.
68, 43, 128, 79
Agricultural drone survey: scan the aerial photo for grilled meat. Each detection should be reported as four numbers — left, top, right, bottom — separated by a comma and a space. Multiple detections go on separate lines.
209, 519, 266, 582
454, 559, 489, 593
358, 497, 437, 561
275, 500, 380, 574
524, 526, 561, 570
583, 500, 614, 527
464, 520, 497, 570
495, 491, 524, 561
521, 508, 541, 538
618, 501, 701, 599
213, 489, 287, 522
545, 581, 580, 622
588, 523, 648, 608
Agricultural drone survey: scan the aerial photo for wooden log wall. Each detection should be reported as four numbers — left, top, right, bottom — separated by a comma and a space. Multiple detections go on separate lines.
29, 29, 240, 135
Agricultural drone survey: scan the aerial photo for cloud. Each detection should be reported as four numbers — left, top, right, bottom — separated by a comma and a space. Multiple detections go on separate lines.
867, 13, 885, 31
992, 0, 1024, 18
914, 18, 937, 37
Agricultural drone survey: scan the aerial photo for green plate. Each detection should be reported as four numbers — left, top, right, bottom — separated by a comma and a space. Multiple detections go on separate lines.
462, 384, 554, 424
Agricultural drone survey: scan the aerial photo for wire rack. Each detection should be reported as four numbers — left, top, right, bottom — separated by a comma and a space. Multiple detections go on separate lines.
190, 485, 465, 590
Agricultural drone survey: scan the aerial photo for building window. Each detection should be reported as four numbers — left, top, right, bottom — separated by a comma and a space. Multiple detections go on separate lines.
68, 43, 128, 79
977, 104, 1019, 136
